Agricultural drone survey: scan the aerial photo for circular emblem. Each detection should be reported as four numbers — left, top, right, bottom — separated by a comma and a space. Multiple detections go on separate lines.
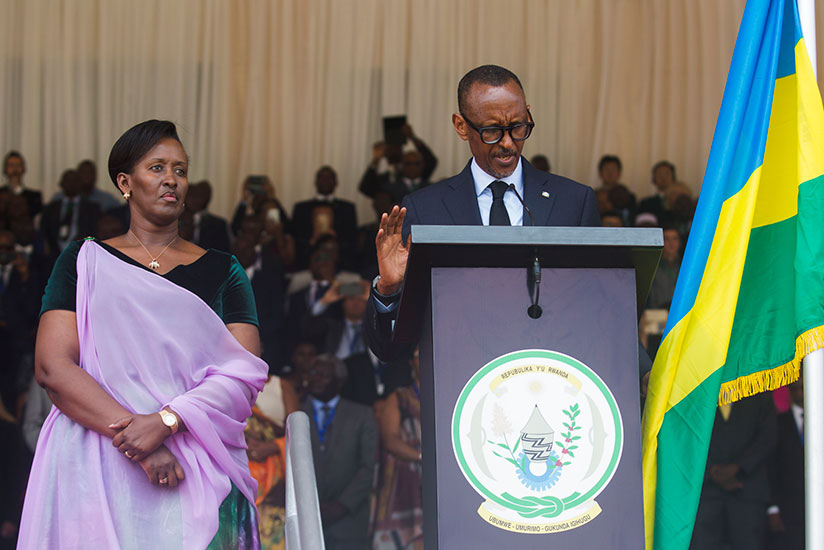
451, 349, 623, 534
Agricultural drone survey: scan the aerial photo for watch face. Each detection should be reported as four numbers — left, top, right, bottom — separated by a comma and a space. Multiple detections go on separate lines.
162, 413, 176, 427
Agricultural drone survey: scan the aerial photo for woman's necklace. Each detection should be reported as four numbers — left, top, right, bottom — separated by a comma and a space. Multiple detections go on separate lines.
129, 229, 178, 270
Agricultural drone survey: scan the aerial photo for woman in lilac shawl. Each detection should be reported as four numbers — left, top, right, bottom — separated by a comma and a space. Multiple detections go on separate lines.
18, 120, 268, 549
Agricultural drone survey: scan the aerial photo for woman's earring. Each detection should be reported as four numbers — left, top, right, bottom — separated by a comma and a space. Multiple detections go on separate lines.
123, 191, 131, 200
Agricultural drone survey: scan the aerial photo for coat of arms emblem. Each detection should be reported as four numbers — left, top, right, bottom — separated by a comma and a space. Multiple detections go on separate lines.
451, 349, 623, 533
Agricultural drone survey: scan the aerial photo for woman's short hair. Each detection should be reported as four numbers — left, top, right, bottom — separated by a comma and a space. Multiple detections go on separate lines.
107, 120, 182, 189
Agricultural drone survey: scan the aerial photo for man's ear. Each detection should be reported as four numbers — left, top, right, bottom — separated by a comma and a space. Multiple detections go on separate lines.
452, 113, 469, 142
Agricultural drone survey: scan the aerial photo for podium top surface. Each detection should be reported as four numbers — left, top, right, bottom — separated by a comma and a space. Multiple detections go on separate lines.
393, 225, 663, 340
409, 225, 663, 248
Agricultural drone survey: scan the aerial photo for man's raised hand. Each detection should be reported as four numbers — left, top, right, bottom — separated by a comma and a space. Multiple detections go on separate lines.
375, 206, 409, 295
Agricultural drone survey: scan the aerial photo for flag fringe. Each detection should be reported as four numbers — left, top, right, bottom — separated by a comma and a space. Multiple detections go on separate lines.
718, 325, 824, 405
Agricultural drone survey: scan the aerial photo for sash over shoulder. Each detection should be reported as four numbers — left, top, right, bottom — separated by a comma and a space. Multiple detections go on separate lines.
18, 241, 268, 549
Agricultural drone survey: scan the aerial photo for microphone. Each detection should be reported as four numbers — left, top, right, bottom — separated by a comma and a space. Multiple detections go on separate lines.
507, 184, 543, 319
508, 183, 534, 227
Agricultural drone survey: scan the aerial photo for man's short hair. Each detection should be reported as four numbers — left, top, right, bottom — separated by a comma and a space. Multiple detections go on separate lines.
458, 65, 524, 115
598, 154, 622, 173
315, 353, 348, 381
652, 160, 676, 181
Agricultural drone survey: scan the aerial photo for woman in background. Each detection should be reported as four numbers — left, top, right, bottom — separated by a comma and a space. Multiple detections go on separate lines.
372, 352, 423, 550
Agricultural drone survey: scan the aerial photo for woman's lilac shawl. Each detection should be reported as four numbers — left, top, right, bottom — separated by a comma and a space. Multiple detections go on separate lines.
18, 241, 267, 549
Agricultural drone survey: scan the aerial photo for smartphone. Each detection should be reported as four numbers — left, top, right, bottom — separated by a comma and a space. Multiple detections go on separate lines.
383, 115, 408, 146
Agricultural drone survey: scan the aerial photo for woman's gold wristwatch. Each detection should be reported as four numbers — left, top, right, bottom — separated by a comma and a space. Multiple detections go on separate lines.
158, 409, 179, 434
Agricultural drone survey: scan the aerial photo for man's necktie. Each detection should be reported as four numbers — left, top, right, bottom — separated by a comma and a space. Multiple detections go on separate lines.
488, 180, 511, 226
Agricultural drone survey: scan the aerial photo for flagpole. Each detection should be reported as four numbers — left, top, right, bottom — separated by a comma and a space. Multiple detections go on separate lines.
799, 3, 821, 550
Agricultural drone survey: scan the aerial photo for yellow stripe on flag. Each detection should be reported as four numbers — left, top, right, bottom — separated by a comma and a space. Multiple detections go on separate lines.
642, 165, 761, 544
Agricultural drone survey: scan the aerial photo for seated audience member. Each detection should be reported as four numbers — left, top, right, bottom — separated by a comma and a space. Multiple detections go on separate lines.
530, 154, 551, 173
690, 392, 777, 550
639, 161, 676, 221
607, 182, 637, 226
645, 226, 682, 310
662, 182, 696, 236
3, 194, 46, 286
302, 354, 377, 550
1, 151, 42, 219
40, 169, 100, 259
596, 154, 637, 212
233, 230, 286, 374
0, 405, 28, 550
179, 180, 231, 253
286, 233, 360, 297
595, 188, 613, 215
767, 377, 805, 550
601, 210, 624, 227
359, 124, 438, 204
285, 236, 357, 355
303, 279, 370, 360
356, 191, 393, 280
372, 349, 423, 550
258, 197, 296, 271
282, 339, 318, 401
230, 175, 289, 237
0, 230, 41, 415
291, 166, 358, 270
53, 160, 121, 213
245, 374, 299, 550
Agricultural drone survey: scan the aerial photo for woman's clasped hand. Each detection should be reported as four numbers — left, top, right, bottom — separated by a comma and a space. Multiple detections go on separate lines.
109, 412, 185, 487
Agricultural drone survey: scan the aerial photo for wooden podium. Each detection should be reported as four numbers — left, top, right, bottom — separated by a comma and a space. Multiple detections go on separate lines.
394, 225, 662, 549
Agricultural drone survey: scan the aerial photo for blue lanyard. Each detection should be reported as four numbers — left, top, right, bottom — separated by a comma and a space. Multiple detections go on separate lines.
314, 403, 337, 444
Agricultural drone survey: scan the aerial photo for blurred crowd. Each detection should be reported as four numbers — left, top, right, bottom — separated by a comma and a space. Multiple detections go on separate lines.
0, 132, 803, 550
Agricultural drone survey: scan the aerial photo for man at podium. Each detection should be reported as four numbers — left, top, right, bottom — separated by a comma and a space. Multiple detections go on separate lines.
366, 64, 601, 360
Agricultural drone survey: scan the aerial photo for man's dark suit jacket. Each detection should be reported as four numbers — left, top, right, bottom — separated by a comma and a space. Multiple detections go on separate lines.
290, 198, 358, 269
767, 410, 804, 550
691, 392, 777, 549
40, 198, 100, 258
302, 397, 377, 549
365, 158, 600, 362
0, 186, 42, 218
342, 351, 412, 407
249, 246, 286, 374
701, 392, 777, 502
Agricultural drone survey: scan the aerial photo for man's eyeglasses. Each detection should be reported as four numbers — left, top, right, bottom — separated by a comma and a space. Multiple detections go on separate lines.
460, 111, 535, 145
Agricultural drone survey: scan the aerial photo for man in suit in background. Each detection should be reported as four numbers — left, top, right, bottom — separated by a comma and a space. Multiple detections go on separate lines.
301, 354, 377, 550
767, 377, 805, 550
1, 151, 42, 219
690, 392, 777, 550
291, 166, 358, 270
232, 231, 286, 374
365, 64, 600, 361
179, 180, 231, 253
359, 124, 439, 205
40, 169, 100, 260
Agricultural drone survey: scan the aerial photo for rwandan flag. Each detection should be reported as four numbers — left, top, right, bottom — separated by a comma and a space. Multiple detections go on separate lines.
641, 0, 824, 548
